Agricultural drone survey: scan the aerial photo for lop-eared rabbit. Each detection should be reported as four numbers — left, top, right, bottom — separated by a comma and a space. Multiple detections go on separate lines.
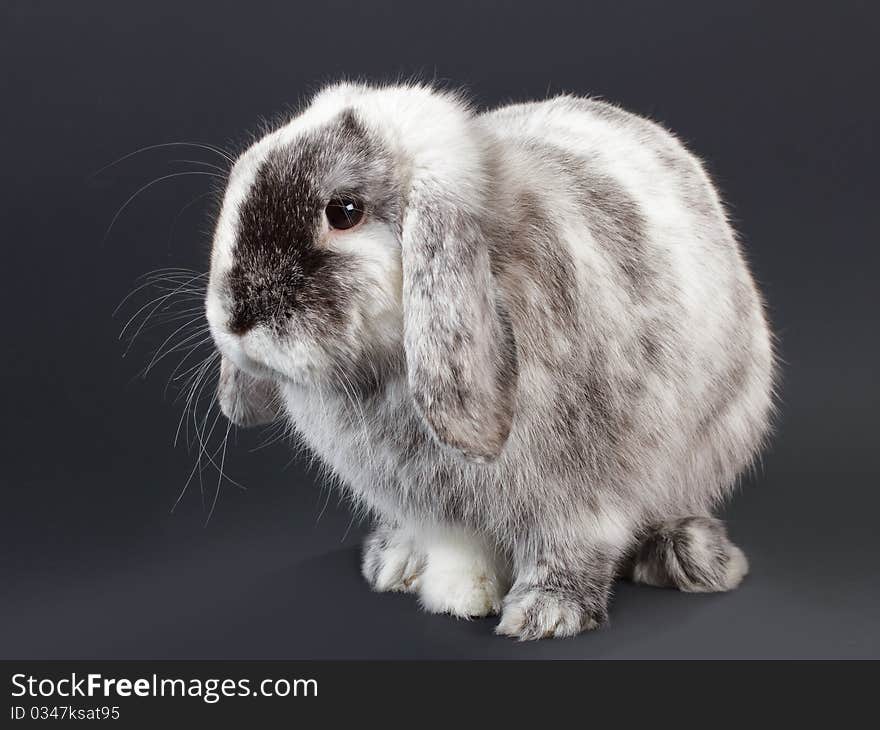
206, 82, 775, 639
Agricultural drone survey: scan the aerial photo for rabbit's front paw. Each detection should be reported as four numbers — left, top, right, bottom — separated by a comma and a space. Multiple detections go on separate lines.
418, 561, 504, 619
361, 526, 426, 593
416, 527, 508, 619
496, 587, 605, 640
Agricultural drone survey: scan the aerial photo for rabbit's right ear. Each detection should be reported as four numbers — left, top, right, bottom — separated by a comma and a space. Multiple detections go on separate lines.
399, 119, 518, 462
217, 356, 280, 428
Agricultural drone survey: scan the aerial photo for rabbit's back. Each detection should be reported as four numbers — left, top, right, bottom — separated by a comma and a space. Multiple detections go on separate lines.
477, 96, 775, 519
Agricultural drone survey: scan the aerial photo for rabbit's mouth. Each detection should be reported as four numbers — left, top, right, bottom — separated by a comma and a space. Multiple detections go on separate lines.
214, 324, 329, 388
210, 327, 272, 380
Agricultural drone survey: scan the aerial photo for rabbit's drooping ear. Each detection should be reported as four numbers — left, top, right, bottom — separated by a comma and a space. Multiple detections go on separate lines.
401, 174, 517, 463
217, 356, 280, 428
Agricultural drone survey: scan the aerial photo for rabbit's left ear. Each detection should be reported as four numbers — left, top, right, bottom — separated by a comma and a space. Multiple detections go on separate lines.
217, 356, 280, 428
401, 172, 517, 463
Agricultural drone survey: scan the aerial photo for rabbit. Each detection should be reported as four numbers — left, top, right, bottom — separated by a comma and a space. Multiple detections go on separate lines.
205, 81, 776, 639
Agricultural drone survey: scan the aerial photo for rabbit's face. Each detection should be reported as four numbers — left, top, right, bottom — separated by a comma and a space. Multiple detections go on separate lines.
206, 109, 404, 388
208, 83, 516, 460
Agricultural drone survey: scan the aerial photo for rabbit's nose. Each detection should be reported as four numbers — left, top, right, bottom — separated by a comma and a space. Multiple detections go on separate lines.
228, 315, 254, 336
228, 300, 256, 334
228, 288, 274, 335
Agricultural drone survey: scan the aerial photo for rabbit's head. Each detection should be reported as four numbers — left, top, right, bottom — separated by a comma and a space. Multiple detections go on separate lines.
207, 83, 517, 461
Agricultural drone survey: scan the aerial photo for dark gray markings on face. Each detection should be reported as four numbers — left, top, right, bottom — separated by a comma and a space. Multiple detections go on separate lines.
224, 110, 397, 337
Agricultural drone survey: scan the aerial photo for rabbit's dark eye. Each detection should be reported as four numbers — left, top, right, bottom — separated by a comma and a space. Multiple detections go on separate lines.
325, 197, 364, 230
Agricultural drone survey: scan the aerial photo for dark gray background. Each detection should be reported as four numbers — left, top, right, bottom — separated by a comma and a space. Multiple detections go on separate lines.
2, 0, 877, 659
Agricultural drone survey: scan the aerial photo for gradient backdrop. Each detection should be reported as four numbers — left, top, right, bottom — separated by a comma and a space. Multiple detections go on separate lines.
2, 0, 877, 658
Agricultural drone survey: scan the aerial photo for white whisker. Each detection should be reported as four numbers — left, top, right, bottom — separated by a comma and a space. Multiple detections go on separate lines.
92, 141, 234, 179
205, 421, 233, 526
104, 171, 224, 241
